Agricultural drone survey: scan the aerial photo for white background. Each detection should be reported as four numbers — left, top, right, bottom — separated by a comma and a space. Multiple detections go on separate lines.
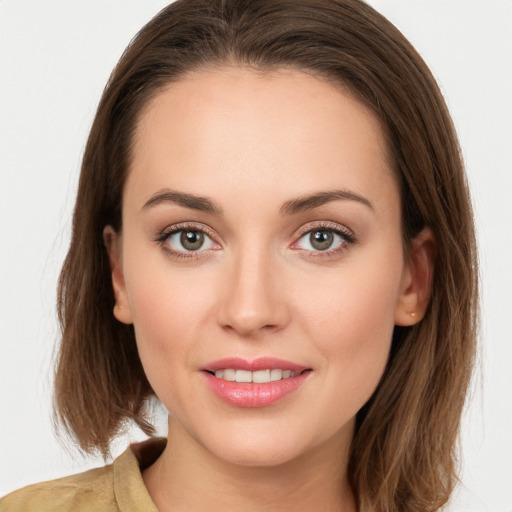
1, 1, 511, 510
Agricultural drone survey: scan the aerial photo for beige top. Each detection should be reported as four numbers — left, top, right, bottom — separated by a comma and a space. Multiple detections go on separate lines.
1, 437, 166, 512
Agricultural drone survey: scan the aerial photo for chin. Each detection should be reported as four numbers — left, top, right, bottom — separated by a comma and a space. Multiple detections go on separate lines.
213, 440, 304, 468
196, 419, 332, 469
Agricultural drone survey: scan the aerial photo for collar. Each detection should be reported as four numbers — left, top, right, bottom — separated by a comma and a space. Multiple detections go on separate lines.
113, 437, 167, 512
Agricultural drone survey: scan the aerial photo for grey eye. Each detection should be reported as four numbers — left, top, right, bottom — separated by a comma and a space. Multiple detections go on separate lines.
309, 231, 334, 251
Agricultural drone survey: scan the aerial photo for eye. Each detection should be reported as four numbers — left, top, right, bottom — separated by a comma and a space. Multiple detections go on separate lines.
165, 229, 216, 253
292, 224, 356, 255
298, 230, 344, 251
155, 223, 221, 258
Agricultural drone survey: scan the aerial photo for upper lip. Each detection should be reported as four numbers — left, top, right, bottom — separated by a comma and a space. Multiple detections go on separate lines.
202, 357, 309, 373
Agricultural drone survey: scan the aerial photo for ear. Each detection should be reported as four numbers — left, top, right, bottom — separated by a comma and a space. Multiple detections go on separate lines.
394, 227, 436, 326
103, 225, 133, 325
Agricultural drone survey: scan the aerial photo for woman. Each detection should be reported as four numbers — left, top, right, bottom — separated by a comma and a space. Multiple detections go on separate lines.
1, 0, 478, 510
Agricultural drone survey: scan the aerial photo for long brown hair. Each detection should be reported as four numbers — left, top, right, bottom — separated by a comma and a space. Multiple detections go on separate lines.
54, 1, 478, 510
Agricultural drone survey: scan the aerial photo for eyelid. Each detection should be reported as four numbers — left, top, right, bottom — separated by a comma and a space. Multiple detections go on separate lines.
290, 220, 357, 255
155, 221, 222, 258
293, 220, 356, 242
156, 221, 219, 242
154, 220, 356, 260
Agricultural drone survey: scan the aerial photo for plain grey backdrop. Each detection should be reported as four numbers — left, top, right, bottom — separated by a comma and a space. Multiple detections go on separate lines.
1, 1, 511, 510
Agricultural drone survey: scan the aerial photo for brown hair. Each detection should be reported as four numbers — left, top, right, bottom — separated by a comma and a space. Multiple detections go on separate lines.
54, 1, 478, 510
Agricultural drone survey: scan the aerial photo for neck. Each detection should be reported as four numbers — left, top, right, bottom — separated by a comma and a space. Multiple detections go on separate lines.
143, 417, 357, 512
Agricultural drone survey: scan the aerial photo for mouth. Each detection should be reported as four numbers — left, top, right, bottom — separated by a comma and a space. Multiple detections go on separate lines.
201, 357, 312, 407
206, 368, 304, 383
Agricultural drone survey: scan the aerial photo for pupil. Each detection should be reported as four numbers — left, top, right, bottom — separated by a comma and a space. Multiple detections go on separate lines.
181, 230, 204, 251
310, 230, 333, 250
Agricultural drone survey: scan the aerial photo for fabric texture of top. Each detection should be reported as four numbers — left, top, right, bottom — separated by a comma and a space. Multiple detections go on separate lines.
1, 437, 166, 512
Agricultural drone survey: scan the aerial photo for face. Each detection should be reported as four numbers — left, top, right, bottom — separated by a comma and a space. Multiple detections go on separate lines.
106, 67, 429, 467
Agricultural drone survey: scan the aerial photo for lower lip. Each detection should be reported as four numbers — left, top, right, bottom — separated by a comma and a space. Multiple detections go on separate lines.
202, 371, 311, 408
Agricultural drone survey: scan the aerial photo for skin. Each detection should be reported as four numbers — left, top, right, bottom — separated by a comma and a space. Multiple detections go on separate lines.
105, 67, 434, 511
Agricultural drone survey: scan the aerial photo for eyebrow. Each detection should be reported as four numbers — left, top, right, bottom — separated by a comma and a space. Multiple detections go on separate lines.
142, 188, 373, 216
279, 189, 374, 215
142, 189, 223, 214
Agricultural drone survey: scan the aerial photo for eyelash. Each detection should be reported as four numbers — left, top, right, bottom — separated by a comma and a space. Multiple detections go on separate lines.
154, 221, 357, 260
155, 222, 220, 260
292, 221, 357, 257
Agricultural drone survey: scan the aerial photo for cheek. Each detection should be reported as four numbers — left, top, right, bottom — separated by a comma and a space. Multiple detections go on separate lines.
126, 276, 211, 418
120, 240, 215, 396
296, 250, 403, 405
127, 270, 212, 359
299, 252, 402, 344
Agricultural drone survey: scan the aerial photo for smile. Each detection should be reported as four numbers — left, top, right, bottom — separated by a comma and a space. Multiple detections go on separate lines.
202, 357, 312, 407
212, 369, 300, 383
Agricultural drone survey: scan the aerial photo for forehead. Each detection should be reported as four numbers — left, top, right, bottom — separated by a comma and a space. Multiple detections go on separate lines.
127, 66, 396, 212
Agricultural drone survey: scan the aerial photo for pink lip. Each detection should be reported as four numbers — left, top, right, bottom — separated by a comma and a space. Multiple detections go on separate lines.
203, 357, 307, 373
201, 357, 312, 408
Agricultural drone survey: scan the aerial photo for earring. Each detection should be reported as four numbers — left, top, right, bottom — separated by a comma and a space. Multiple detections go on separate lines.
407, 311, 417, 318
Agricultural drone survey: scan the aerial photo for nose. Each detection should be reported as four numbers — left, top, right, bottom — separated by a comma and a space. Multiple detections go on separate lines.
216, 247, 291, 337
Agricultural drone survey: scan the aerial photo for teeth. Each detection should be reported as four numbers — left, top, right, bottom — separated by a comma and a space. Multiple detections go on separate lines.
213, 369, 299, 383
235, 369, 252, 383
223, 369, 236, 381
270, 369, 283, 382
253, 369, 271, 383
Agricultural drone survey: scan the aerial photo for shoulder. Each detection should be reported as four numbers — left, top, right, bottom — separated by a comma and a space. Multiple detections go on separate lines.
0, 463, 116, 512
0, 437, 166, 512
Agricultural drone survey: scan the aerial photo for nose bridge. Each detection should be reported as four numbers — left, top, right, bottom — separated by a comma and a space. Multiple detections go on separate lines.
217, 239, 288, 336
